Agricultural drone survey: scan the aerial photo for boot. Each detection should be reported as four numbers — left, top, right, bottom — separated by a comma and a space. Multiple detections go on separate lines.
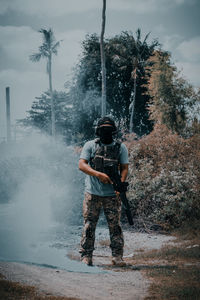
111, 255, 126, 266
81, 255, 93, 266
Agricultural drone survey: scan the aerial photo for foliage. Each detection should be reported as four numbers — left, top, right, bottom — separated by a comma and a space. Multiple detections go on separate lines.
68, 30, 159, 141
108, 29, 159, 132
126, 124, 200, 229
146, 51, 200, 136
30, 28, 61, 72
30, 28, 61, 136
18, 91, 73, 142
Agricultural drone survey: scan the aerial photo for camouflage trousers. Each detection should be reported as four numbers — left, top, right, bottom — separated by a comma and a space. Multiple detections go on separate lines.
80, 192, 124, 257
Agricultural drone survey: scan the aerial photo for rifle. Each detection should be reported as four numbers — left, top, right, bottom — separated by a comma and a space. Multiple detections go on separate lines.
104, 163, 134, 226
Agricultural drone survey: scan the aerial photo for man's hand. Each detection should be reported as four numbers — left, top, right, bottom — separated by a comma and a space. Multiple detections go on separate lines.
79, 159, 112, 184
97, 172, 113, 184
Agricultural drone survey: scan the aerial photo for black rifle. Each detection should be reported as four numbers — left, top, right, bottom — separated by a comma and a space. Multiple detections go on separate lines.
104, 164, 134, 226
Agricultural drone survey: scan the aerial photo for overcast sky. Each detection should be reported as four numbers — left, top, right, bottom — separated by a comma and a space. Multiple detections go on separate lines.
0, 0, 200, 138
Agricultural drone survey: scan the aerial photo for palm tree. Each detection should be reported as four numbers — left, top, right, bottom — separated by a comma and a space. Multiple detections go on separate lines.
100, 0, 106, 117
110, 29, 159, 132
30, 28, 61, 137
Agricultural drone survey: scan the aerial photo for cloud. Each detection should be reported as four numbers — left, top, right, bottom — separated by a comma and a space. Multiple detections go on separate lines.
0, 25, 86, 70
0, 0, 100, 16
176, 36, 200, 63
0, 0, 10, 14
0, 25, 86, 79
0, 26, 45, 71
0, 69, 47, 120
174, 36, 200, 87
109, 0, 187, 13
0, 0, 188, 17
176, 61, 200, 88
0, 25, 86, 127
54, 29, 86, 78
162, 34, 184, 52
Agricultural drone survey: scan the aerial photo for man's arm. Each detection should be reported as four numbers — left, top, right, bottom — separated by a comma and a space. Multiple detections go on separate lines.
120, 163, 128, 182
79, 159, 112, 184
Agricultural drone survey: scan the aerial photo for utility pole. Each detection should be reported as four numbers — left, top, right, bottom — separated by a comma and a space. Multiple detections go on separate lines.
100, 0, 106, 117
6, 87, 11, 142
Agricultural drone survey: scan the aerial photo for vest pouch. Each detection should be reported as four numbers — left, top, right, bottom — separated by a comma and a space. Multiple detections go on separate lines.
92, 155, 104, 172
103, 158, 118, 168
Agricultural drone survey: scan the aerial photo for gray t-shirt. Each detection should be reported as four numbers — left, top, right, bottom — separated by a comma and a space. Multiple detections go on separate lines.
80, 139, 129, 196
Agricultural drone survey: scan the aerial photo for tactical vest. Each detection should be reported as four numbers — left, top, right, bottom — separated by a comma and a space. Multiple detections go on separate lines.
90, 138, 121, 173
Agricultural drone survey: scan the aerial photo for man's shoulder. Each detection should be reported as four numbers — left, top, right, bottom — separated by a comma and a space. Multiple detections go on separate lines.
120, 142, 128, 149
83, 139, 97, 147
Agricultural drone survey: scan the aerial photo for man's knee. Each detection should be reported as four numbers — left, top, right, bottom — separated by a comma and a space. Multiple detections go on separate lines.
84, 221, 96, 238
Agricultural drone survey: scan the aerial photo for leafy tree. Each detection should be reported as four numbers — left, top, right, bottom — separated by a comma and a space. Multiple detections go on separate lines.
19, 91, 73, 142
68, 30, 158, 139
146, 50, 199, 136
30, 28, 61, 137
108, 29, 159, 132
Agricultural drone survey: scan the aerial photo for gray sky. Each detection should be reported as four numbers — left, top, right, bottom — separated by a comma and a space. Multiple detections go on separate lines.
0, 0, 200, 138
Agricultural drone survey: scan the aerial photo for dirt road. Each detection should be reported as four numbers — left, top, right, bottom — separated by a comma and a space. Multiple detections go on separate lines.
0, 231, 175, 300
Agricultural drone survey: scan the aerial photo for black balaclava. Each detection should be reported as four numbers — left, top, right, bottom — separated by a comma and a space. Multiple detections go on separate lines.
99, 126, 114, 144
96, 117, 117, 144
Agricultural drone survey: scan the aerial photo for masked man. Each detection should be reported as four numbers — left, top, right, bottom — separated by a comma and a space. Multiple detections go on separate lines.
79, 116, 129, 266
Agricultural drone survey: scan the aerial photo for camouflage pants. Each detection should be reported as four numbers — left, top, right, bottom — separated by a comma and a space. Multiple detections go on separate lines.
80, 192, 124, 257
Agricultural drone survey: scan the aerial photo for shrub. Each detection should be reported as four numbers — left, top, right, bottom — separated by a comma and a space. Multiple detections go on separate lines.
126, 124, 200, 229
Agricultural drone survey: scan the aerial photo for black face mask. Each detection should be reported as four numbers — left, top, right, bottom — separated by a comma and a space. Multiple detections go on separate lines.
99, 126, 114, 144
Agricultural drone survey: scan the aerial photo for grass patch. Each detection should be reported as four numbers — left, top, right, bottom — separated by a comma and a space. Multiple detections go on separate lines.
135, 244, 200, 262
0, 275, 80, 300
172, 220, 200, 241
145, 267, 200, 300
132, 235, 200, 263
139, 228, 200, 299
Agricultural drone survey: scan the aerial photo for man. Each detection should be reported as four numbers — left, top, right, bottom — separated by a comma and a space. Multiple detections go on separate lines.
79, 116, 129, 266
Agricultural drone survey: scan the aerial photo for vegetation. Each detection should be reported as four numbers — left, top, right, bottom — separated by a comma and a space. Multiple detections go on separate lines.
30, 28, 61, 137
145, 50, 200, 136
109, 29, 159, 132
68, 30, 159, 139
20, 27, 200, 231
0, 273, 79, 300
126, 124, 200, 229
18, 90, 73, 143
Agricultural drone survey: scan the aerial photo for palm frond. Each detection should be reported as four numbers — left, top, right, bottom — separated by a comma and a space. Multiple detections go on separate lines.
29, 53, 42, 62
39, 45, 49, 57
136, 28, 141, 42
39, 28, 55, 47
52, 41, 61, 54
143, 32, 151, 45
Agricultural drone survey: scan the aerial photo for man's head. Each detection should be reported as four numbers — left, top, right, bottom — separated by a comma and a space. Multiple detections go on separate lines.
96, 116, 117, 144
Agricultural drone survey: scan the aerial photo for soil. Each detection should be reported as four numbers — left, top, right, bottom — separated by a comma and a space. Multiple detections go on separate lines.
0, 230, 175, 300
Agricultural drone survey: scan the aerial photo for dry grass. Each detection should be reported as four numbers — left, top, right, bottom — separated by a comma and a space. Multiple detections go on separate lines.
144, 267, 200, 300
132, 231, 200, 300
0, 274, 80, 300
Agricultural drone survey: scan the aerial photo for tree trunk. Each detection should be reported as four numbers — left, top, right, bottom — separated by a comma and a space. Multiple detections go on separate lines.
100, 0, 106, 117
129, 69, 137, 133
48, 54, 55, 137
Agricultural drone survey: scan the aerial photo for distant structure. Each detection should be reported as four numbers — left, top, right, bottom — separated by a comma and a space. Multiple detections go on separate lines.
6, 87, 11, 142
